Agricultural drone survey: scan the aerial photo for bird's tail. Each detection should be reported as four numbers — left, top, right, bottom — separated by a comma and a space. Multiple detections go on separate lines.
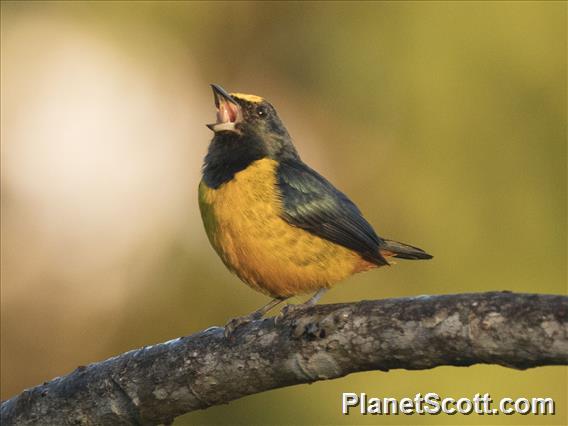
380, 239, 433, 260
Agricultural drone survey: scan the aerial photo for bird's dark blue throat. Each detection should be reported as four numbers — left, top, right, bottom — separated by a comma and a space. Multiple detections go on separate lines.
202, 132, 268, 189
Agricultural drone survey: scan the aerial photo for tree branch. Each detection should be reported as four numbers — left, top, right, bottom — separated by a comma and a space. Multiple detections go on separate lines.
2, 292, 567, 425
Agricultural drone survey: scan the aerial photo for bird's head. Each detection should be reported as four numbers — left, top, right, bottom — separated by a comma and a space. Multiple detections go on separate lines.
206, 84, 296, 159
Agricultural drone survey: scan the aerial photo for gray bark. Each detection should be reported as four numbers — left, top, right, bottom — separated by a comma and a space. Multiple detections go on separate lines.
2, 292, 567, 425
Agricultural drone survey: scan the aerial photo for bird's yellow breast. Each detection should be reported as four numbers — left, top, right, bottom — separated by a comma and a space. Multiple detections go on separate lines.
199, 158, 372, 298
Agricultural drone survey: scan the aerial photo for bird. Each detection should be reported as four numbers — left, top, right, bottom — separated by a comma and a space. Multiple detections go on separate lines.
199, 84, 432, 334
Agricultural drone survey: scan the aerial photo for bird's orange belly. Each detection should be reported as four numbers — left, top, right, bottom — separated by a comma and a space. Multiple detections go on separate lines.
199, 159, 374, 298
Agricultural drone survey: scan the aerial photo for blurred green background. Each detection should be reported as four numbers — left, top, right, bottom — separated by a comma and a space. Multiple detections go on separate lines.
1, 1, 566, 425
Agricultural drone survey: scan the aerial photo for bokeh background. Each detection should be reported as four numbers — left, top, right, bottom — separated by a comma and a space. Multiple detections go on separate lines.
1, 1, 566, 425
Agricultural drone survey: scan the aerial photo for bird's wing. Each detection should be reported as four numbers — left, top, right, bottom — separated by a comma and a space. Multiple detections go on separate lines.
276, 159, 389, 266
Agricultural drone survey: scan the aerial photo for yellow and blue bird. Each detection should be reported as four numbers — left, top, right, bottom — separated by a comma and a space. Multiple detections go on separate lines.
199, 84, 432, 332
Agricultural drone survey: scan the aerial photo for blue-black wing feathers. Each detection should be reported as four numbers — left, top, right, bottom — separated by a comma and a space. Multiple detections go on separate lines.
276, 159, 389, 266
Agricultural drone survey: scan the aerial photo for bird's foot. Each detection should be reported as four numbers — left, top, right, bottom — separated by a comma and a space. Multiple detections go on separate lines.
223, 312, 262, 339
274, 303, 309, 325
274, 289, 328, 325
281, 303, 306, 317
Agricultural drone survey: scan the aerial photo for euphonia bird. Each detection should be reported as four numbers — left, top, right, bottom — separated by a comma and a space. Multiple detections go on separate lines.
199, 84, 432, 332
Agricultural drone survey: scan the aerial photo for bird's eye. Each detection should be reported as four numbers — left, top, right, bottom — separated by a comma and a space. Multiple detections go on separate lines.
256, 106, 267, 117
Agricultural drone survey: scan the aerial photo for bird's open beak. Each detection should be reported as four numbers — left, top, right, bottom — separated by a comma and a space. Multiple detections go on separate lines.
207, 84, 243, 132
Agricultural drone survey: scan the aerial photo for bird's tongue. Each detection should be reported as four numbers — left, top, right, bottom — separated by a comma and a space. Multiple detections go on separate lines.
217, 101, 239, 123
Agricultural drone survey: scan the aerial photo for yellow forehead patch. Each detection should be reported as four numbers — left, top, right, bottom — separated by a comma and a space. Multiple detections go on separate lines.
230, 93, 264, 103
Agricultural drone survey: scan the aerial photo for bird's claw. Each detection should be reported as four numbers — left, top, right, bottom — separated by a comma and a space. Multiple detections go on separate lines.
274, 303, 306, 325
224, 313, 262, 338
